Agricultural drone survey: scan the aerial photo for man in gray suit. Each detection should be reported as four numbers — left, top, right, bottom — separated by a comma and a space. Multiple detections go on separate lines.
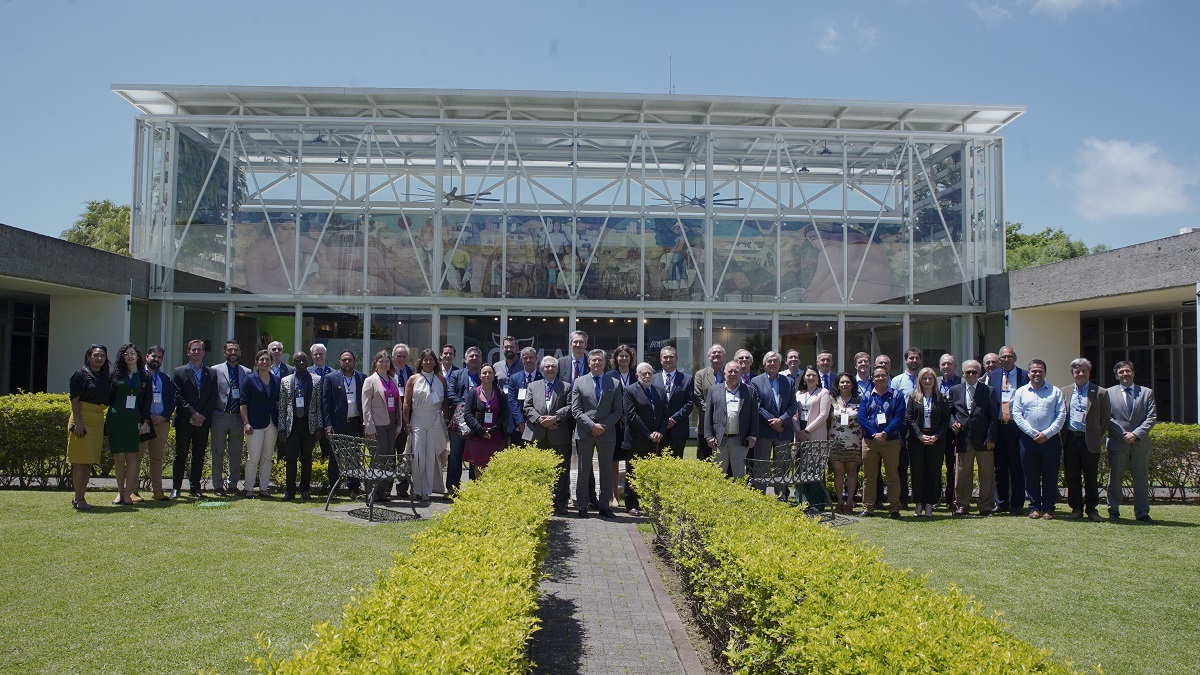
692, 343, 726, 459
571, 349, 621, 518
1106, 360, 1157, 524
703, 361, 760, 478
1063, 358, 1111, 521
211, 339, 251, 496
523, 356, 574, 516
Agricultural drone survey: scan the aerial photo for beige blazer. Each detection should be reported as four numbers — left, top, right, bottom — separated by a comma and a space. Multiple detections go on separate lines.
362, 372, 400, 436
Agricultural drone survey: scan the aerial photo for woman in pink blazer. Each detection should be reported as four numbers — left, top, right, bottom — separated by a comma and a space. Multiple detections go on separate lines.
794, 365, 832, 511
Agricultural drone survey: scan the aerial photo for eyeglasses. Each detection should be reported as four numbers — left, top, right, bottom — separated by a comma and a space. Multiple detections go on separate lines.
963, 369, 979, 374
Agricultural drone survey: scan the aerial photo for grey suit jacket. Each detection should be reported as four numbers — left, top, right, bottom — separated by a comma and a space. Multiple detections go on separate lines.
703, 382, 760, 447
1065, 382, 1111, 453
693, 366, 720, 422
570, 373, 621, 441
212, 362, 252, 413
277, 373, 326, 435
1106, 383, 1156, 453
523, 378, 573, 446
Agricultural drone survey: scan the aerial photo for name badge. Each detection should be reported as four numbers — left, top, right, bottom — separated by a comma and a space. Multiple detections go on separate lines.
518, 388, 527, 401
1001, 391, 1012, 403
1070, 408, 1085, 426
126, 395, 137, 409
502, 385, 510, 395
728, 400, 739, 414
152, 392, 163, 406
795, 391, 803, 403
484, 411, 494, 424
296, 395, 305, 408
876, 411, 887, 425
840, 412, 849, 426
798, 408, 808, 423
230, 387, 240, 400
386, 395, 395, 408
923, 407, 932, 427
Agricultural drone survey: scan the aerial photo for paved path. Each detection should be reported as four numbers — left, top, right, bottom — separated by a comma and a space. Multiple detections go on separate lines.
529, 513, 705, 675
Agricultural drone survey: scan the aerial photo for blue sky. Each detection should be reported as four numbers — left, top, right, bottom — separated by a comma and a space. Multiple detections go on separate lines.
1, 0, 1195, 250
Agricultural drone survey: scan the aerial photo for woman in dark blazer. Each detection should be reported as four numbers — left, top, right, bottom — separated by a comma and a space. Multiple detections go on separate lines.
621, 362, 667, 516
240, 349, 281, 497
463, 363, 509, 474
905, 366, 951, 518
66, 344, 111, 510
604, 344, 636, 508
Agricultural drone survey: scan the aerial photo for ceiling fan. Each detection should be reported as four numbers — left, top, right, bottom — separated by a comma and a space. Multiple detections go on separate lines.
656, 192, 745, 208
415, 186, 500, 205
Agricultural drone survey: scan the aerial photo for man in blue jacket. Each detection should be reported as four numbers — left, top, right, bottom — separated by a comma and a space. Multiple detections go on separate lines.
858, 365, 906, 519
139, 345, 175, 501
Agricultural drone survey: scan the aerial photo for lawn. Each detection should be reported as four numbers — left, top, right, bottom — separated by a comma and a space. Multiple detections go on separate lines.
847, 505, 1200, 675
0, 490, 429, 674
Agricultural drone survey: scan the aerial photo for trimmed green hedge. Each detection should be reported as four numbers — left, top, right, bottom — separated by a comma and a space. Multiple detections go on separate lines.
633, 456, 1086, 674
248, 444, 560, 674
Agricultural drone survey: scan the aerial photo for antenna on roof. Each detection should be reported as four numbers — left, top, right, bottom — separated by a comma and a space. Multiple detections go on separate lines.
669, 53, 675, 95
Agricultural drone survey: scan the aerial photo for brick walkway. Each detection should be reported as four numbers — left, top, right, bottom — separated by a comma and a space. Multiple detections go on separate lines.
528, 514, 705, 675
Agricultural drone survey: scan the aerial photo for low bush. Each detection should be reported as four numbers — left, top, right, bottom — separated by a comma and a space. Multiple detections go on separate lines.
248, 443, 561, 674
633, 456, 1087, 674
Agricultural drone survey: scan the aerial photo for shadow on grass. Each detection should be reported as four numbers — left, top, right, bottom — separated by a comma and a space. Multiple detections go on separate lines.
530, 518, 584, 675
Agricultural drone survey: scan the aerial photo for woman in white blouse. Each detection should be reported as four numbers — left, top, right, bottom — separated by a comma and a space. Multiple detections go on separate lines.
794, 365, 831, 511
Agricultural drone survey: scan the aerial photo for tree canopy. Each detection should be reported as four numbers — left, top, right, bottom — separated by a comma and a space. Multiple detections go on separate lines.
1005, 222, 1106, 271
60, 200, 131, 256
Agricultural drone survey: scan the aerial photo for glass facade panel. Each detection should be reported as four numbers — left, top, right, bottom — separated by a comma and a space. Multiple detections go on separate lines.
778, 316, 838, 367
844, 317, 903, 376
712, 313, 772, 373
369, 309, 433, 360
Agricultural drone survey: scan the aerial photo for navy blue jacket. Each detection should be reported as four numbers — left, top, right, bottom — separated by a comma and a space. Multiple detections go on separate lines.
241, 372, 281, 430
144, 368, 176, 421
322, 369, 366, 433
858, 388, 907, 440
506, 367, 543, 432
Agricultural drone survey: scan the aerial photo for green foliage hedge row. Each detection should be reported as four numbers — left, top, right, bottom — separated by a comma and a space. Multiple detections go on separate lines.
249, 444, 561, 674
632, 456, 1086, 674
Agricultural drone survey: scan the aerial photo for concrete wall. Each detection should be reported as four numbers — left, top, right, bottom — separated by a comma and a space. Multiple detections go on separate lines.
1007, 308, 1080, 389
47, 295, 130, 393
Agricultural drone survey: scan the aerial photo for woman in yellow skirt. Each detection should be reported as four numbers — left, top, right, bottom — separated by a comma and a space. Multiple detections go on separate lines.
67, 344, 111, 510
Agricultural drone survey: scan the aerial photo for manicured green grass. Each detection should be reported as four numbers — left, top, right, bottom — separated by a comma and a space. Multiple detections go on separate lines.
847, 505, 1200, 675
0, 490, 429, 674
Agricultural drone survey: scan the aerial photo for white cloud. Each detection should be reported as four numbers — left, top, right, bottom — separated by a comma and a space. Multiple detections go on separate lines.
971, 2, 1010, 22
816, 25, 839, 54
853, 18, 878, 48
1071, 138, 1195, 222
1032, 0, 1121, 17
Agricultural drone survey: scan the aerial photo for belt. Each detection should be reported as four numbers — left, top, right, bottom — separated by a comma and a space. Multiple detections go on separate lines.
1067, 429, 1086, 436
725, 433, 739, 437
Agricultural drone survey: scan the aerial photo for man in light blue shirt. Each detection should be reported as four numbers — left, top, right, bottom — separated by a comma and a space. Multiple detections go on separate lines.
889, 347, 922, 507
1011, 359, 1066, 520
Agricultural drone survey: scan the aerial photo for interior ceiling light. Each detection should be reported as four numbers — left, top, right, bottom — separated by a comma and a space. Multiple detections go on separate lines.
312, 133, 325, 144
820, 141, 832, 156
799, 165, 810, 173
335, 153, 347, 164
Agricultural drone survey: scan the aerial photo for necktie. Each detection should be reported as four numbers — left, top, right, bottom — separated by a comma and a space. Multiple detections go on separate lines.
575, 359, 584, 379
664, 372, 673, 395
1001, 371, 1011, 422
594, 376, 602, 398
1125, 387, 1134, 411
823, 373, 830, 390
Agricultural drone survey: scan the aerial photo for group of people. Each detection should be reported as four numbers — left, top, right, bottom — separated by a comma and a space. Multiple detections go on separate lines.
65, 334, 1158, 525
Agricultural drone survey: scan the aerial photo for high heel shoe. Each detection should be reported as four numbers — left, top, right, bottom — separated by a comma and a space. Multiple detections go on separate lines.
72, 498, 94, 511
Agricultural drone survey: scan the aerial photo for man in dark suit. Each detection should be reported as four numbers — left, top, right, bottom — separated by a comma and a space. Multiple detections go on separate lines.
623, 362, 667, 516
171, 338, 217, 499
983, 345, 1028, 515
571, 349, 621, 518
1106, 360, 1158, 524
523, 357, 573, 515
446, 346, 483, 493
277, 352, 326, 500
749, 351, 797, 499
390, 343, 414, 497
948, 359, 998, 516
322, 349, 366, 496
506, 347, 542, 439
557, 330, 598, 508
656, 345, 694, 459
1062, 357, 1111, 522
439, 343, 459, 379
692, 343, 726, 459
267, 341, 293, 378
703, 361, 760, 479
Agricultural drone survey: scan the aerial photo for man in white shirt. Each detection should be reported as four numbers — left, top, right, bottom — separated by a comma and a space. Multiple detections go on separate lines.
1011, 359, 1066, 520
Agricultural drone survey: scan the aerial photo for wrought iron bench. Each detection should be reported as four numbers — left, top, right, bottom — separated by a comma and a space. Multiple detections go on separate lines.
325, 433, 416, 519
745, 439, 834, 509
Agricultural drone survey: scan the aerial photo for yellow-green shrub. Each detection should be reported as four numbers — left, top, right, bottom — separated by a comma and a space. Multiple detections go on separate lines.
248, 444, 560, 674
633, 456, 1086, 675
0, 392, 71, 486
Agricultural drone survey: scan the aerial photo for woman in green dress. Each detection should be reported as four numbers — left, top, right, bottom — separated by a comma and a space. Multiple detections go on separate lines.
107, 343, 151, 506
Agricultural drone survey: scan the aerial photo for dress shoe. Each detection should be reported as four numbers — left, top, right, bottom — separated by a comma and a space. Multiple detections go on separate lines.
952, 507, 967, 517
301, 490, 312, 500
190, 491, 203, 499
577, 507, 589, 518
1108, 509, 1120, 522
553, 505, 569, 516
285, 491, 296, 500
979, 509, 995, 517
244, 491, 255, 498
859, 509, 874, 518
1087, 510, 1103, 522
170, 489, 181, 500
1028, 510, 1042, 519
259, 491, 272, 498
214, 489, 227, 498
1042, 511, 1054, 520
588, 499, 602, 511
888, 510, 901, 520
1067, 509, 1083, 520
628, 507, 643, 517
1136, 515, 1155, 525
599, 508, 617, 519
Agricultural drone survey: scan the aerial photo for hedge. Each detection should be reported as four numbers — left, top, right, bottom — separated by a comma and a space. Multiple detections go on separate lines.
632, 456, 1086, 674
247, 444, 561, 674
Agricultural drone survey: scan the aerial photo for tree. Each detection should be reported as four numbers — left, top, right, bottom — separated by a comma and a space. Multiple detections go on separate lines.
1005, 221, 1106, 271
61, 200, 132, 256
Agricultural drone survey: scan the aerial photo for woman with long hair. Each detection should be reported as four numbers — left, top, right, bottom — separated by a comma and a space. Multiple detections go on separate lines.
66, 344, 110, 510
906, 366, 951, 518
362, 350, 399, 502
106, 343, 151, 506
605, 344, 636, 508
462, 363, 508, 474
240, 349, 281, 497
794, 365, 832, 511
404, 349, 450, 500
829, 372, 863, 514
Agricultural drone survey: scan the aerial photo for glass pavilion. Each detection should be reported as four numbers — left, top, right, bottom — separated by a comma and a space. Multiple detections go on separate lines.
115, 85, 1022, 372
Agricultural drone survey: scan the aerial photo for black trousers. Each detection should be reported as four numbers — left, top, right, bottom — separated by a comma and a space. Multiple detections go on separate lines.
285, 422, 316, 494
1063, 430, 1100, 512
173, 423, 210, 491
994, 422, 1026, 513
543, 441, 573, 508
624, 443, 656, 510
942, 435, 958, 506
662, 434, 687, 459
328, 417, 363, 490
